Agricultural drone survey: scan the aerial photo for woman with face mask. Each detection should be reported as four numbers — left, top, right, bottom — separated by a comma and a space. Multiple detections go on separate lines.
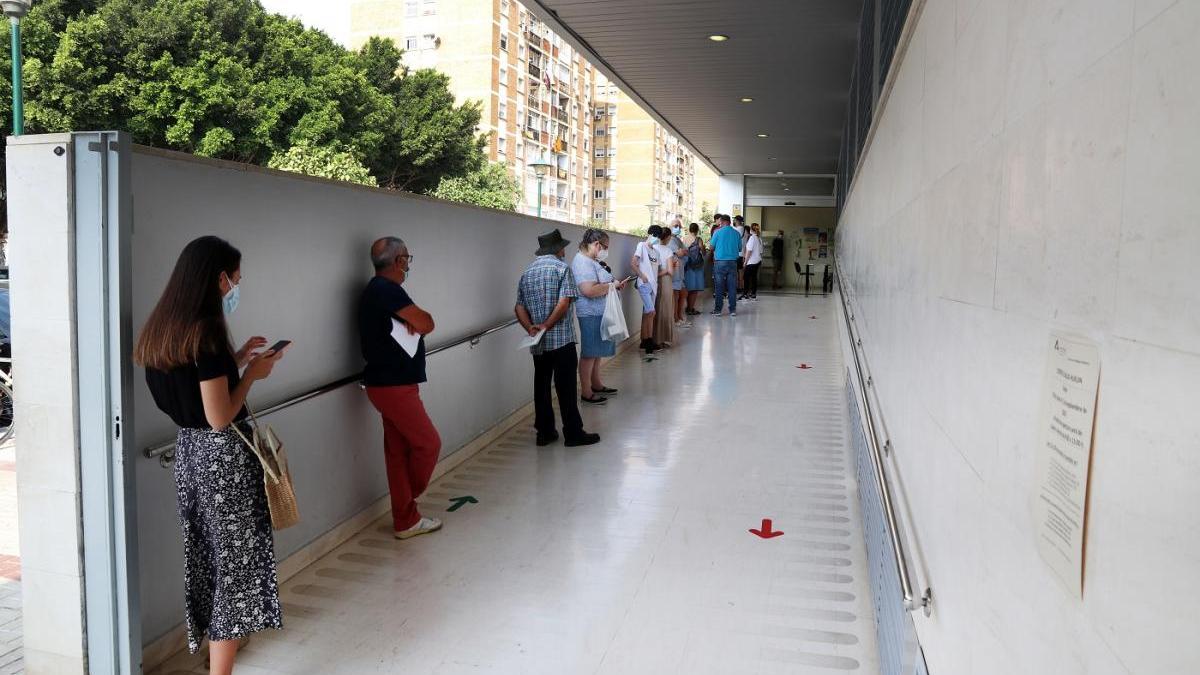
571, 229, 626, 404
134, 236, 287, 675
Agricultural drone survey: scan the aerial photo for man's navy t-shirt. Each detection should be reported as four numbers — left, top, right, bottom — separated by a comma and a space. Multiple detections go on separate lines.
359, 276, 426, 386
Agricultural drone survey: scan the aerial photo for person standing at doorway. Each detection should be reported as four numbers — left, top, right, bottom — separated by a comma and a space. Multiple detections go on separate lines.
710, 214, 740, 317
742, 223, 763, 301
135, 236, 287, 673
772, 230, 786, 289
516, 229, 601, 447
359, 237, 444, 540
669, 220, 688, 325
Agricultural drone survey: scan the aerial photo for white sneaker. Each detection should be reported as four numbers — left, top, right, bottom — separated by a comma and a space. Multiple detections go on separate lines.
395, 516, 443, 540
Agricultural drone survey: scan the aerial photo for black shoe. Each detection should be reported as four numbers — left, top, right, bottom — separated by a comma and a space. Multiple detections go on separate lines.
594, 386, 618, 395
564, 432, 601, 447
536, 431, 559, 447
644, 342, 661, 354
709, 310, 722, 316
580, 395, 608, 405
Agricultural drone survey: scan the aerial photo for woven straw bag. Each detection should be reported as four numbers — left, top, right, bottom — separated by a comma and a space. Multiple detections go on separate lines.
232, 410, 300, 530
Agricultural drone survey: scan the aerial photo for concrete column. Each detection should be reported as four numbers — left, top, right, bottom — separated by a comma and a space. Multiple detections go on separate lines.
718, 173, 744, 218
7, 134, 88, 673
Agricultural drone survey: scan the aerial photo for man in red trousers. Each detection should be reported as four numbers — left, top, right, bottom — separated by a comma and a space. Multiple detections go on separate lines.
358, 236, 443, 539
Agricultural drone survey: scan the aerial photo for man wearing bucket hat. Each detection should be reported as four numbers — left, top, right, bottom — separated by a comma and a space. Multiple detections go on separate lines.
515, 229, 602, 447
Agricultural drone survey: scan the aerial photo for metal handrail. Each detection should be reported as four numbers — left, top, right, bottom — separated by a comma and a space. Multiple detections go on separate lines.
834, 264, 932, 616
143, 318, 521, 467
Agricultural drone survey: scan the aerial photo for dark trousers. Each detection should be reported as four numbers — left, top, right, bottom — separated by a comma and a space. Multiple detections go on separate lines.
533, 343, 584, 439
744, 263, 761, 297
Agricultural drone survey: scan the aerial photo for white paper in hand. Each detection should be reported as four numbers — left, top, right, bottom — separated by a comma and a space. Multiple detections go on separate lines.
518, 328, 546, 350
390, 318, 422, 357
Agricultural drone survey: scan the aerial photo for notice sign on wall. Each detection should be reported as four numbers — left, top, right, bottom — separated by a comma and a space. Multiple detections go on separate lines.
1033, 333, 1101, 597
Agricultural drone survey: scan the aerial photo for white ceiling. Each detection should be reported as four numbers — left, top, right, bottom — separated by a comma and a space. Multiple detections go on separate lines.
526, 0, 864, 176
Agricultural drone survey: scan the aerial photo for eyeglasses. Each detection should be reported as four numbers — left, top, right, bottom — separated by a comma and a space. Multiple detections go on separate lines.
396, 254, 414, 264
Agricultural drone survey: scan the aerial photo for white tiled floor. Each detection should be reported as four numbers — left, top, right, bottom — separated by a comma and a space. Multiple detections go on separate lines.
153, 293, 880, 675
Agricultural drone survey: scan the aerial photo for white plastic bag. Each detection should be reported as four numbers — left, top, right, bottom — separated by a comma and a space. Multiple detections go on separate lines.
601, 285, 630, 342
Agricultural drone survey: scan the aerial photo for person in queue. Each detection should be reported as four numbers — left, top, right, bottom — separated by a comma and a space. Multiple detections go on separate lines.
135, 236, 287, 675
653, 225, 678, 348
669, 220, 689, 326
360, 237, 444, 540
732, 215, 747, 293
710, 214, 741, 317
632, 225, 663, 354
516, 229, 601, 447
571, 229, 626, 405
771, 229, 786, 289
741, 223, 763, 301
682, 222, 707, 315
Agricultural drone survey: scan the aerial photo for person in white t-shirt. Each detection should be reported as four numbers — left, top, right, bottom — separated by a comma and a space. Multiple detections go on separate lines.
741, 223, 764, 300
631, 225, 663, 354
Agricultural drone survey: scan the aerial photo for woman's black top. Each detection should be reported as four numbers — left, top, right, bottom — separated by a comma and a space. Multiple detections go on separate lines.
145, 349, 247, 429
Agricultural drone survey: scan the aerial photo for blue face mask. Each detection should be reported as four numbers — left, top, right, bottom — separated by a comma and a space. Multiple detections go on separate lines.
222, 279, 240, 315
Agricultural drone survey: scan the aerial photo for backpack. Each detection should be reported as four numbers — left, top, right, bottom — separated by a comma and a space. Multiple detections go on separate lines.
685, 239, 704, 270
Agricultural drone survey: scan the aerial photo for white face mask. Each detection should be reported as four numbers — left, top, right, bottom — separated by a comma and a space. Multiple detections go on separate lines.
597, 248, 609, 263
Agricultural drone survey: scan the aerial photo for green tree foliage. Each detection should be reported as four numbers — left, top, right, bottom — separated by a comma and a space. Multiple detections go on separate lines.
0, 0, 487, 233
695, 201, 714, 226
268, 144, 376, 187
431, 161, 523, 211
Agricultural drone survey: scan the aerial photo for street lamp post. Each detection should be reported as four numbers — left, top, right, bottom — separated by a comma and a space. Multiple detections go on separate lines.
529, 154, 554, 219
2, 1, 30, 136
645, 201, 660, 229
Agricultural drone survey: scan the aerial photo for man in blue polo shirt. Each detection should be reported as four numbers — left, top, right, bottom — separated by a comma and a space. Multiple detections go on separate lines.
709, 214, 741, 317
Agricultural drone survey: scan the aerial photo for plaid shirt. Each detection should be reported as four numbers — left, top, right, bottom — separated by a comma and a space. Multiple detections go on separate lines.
516, 255, 578, 354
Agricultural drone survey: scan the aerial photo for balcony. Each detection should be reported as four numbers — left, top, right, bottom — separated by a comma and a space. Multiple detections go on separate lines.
528, 63, 542, 79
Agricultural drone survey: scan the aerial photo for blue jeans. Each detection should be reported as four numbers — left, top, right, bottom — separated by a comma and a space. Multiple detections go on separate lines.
713, 260, 738, 313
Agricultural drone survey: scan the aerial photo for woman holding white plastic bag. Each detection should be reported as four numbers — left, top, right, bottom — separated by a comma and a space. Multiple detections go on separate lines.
571, 229, 627, 405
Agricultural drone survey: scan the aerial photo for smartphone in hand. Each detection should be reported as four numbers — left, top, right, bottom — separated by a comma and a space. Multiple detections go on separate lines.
265, 340, 291, 356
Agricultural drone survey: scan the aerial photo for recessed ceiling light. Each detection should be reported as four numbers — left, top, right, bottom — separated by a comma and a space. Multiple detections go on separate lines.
783, 188, 791, 191
768, 156, 777, 160
776, 171, 784, 175
709, 34, 730, 42
740, 97, 754, 103
757, 133, 769, 138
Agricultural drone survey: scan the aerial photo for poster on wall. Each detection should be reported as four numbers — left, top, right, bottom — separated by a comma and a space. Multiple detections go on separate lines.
1032, 333, 1101, 598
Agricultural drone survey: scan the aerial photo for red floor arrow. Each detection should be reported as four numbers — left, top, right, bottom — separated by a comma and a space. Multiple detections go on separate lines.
795, 363, 813, 369
750, 518, 784, 539
809, 315, 818, 319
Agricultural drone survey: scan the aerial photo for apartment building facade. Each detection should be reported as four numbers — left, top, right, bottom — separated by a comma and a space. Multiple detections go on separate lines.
349, 0, 719, 230
350, 0, 596, 223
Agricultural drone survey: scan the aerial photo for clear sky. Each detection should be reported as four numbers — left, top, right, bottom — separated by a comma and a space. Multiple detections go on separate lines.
257, 0, 351, 47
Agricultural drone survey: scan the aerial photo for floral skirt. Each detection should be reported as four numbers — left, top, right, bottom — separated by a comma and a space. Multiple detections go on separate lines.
174, 426, 282, 652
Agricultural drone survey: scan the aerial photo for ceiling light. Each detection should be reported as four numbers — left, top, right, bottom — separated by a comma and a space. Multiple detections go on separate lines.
740, 97, 754, 103
776, 171, 784, 175
757, 133, 769, 138
783, 188, 791, 191
709, 34, 730, 42
768, 156, 777, 160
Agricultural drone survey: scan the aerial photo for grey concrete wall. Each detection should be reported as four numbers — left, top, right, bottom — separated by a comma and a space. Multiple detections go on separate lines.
127, 146, 643, 645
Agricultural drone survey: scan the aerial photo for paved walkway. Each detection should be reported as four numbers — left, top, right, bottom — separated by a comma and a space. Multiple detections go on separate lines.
0, 440, 20, 675
152, 294, 879, 675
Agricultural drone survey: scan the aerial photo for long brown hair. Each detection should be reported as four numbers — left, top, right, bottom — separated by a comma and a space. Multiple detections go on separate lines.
133, 236, 241, 370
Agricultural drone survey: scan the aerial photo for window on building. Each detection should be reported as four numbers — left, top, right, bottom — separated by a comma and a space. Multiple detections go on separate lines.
405, 36, 419, 51
501, 0, 510, 14
500, 34, 509, 51
594, 211, 605, 220
422, 0, 437, 16
595, 169, 604, 178
607, 148, 616, 157
497, 136, 507, 155
594, 190, 605, 199
405, 0, 418, 17
595, 149, 604, 158
498, 102, 507, 120
595, 128, 605, 136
